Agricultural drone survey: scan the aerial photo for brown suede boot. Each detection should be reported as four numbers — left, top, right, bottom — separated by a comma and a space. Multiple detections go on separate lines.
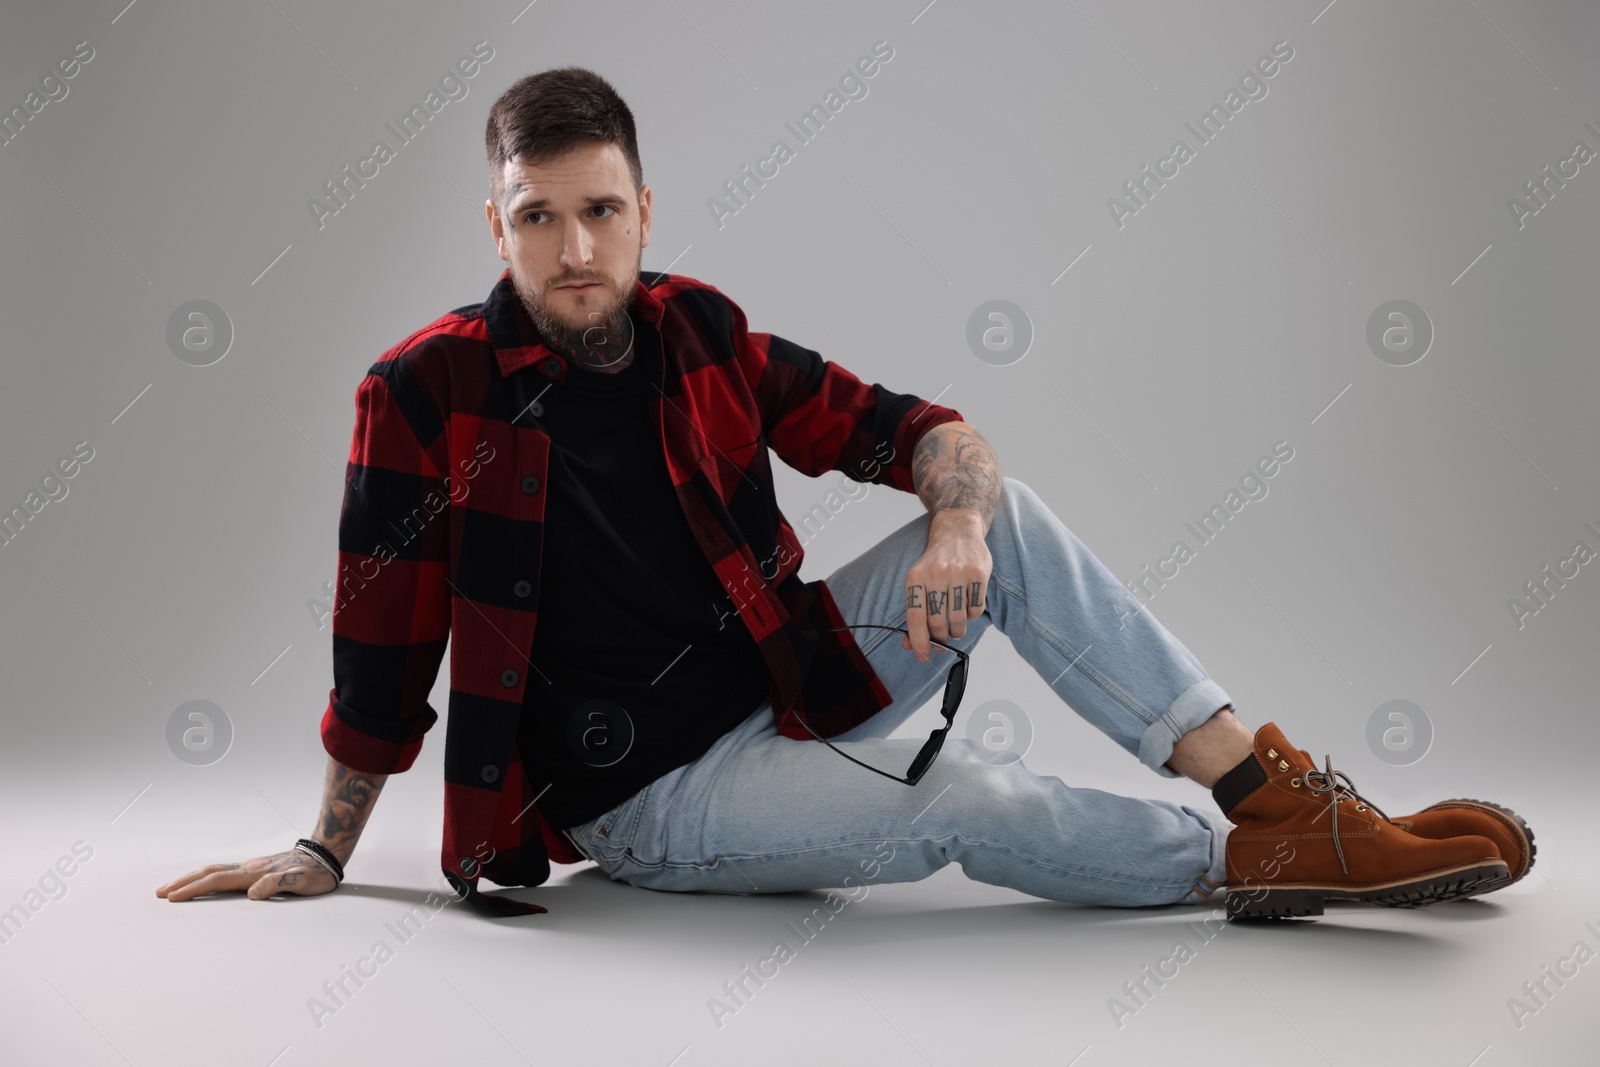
1217, 723, 1507, 919
1285, 744, 1536, 893
1389, 799, 1534, 893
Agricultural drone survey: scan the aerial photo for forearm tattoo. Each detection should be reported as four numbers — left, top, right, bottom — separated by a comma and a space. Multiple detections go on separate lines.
314, 761, 388, 867
911, 422, 1002, 530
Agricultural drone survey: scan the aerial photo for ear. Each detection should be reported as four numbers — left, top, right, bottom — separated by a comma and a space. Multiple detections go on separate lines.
485, 197, 510, 263
637, 184, 653, 252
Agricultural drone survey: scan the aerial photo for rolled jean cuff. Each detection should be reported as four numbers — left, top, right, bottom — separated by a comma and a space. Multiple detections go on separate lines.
1180, 813, 1232, 905
1138, 678, 1235, 778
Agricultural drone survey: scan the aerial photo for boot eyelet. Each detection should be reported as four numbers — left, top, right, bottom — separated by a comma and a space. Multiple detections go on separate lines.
1356, 803, 1367, 811
1290, 777, 1301, 787
1277, 759, 1289, 771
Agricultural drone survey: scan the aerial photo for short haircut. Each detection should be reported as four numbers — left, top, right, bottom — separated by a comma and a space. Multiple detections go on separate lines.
484, 66, 644, 207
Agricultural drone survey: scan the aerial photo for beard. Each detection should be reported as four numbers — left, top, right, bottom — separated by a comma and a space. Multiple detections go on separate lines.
510, 248, 642, 371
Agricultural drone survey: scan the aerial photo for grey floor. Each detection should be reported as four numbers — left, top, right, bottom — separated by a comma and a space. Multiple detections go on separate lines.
2, 745, 1590, 1067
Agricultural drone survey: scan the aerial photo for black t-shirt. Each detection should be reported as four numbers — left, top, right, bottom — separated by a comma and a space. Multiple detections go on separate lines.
515, 316, 772, 828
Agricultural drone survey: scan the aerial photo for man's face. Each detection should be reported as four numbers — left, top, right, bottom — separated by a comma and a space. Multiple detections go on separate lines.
485, 140, 652, 367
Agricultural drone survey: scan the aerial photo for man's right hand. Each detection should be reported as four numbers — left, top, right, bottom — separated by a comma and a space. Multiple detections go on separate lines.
156, 849, 339, 902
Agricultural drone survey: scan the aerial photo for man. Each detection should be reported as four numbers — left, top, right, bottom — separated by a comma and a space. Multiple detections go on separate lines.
158, 68, 1534, 921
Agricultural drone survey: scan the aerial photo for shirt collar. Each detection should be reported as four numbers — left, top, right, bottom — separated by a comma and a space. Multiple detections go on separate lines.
485, 268, 665, 380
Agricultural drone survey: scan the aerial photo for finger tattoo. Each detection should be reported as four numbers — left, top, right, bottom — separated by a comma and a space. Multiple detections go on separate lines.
927, 590, 946, 617
906, 584, 923, 611
952, 586, 963, 613
969, 581, 984, 610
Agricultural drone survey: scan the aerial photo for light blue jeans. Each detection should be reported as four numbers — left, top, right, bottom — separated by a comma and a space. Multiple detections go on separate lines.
562, 477, 1233, 907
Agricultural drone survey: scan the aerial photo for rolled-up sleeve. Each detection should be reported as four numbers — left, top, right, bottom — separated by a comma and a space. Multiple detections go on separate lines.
320, 353, 452, 775
725, 292, 965, 492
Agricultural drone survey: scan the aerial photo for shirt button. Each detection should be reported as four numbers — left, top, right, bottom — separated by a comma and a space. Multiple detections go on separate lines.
481, 764, 499, 783
513, 579, 532, 598
529, 400, 544, 418
521, 476, 541, 494
459, 856, 478, 877
542, 358, 562, 375
500, 669, 519, 687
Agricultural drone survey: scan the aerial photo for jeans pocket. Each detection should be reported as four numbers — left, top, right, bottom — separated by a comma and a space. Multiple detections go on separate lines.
575, 782, 654, 873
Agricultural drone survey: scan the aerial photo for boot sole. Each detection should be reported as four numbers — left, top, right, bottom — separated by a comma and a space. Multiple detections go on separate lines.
1224, 861, 1509, 920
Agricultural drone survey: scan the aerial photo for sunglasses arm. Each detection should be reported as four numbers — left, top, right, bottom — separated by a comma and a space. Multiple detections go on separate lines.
783, 709, 922, 787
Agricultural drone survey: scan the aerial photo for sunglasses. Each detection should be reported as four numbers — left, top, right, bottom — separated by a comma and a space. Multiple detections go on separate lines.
785, 623, 970, 787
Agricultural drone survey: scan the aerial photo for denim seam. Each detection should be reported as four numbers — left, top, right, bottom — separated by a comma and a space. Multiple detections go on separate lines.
1160, 711, 1183, 743
634, 834, 1200, 895
591, 781, 654, 862
991, 570, 1160, 730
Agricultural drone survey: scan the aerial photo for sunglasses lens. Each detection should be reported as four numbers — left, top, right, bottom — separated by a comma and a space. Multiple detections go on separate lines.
943, 657, 968, 712
908, 730, 945, 782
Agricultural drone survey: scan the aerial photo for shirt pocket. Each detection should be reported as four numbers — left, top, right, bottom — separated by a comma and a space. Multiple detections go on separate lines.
701, 433, 763, 500
710, 435, 760, 470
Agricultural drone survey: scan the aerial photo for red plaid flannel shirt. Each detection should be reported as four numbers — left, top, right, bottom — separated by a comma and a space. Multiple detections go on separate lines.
320, 268, 964, 916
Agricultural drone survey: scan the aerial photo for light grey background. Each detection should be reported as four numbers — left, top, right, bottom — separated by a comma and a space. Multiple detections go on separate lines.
2, 1, 1597, 1064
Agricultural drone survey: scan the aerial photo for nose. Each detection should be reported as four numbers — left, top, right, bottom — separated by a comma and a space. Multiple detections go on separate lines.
557, 216, 593, 273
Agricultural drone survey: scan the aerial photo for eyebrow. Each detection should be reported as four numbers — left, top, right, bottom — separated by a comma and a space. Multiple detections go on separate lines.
506, 192, 630, 216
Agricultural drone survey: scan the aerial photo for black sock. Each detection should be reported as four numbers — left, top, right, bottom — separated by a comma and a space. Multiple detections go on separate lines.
1211, 751, 1267, 815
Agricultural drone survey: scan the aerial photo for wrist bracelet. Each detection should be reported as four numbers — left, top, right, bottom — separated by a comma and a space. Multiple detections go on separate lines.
294, 838, 345, 884
294, 840, 343, 883
295, 847, 338, 881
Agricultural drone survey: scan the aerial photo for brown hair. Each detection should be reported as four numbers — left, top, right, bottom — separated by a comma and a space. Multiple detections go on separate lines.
484, 67, 643, 207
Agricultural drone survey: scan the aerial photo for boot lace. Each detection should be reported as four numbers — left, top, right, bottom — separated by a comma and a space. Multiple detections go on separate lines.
1302, 755, 1392, 875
